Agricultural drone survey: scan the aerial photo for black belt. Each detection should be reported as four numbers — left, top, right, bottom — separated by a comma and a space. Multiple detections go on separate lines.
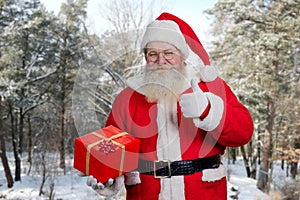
138, 154, 221, 178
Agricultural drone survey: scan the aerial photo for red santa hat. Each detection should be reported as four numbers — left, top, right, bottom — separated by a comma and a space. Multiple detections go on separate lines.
141, 12, 218, 82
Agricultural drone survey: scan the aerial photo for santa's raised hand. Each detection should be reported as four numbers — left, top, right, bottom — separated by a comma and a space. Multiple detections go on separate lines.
179, 79, 209, 118
180, 78, 225, 131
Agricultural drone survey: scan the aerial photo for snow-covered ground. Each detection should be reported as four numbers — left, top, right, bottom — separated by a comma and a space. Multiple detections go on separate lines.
0, 154, 297, 200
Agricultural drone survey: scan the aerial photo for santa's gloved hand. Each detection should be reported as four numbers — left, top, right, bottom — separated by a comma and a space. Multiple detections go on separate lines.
179, 79, 209, 118
86, 175, 124, 197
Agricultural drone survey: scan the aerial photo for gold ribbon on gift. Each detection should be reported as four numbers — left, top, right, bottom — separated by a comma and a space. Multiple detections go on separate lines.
85, 131, 127, 176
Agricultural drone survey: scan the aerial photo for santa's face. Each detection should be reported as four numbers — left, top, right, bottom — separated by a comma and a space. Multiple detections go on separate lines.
143, 42, 187, 102
145, 42, 184, 66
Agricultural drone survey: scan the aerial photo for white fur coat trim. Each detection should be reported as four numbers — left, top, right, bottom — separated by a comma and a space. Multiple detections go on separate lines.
156, 100, 186, 200
193, 92, 224, 131
124, 171, 141, 186
202, 164, 227, 182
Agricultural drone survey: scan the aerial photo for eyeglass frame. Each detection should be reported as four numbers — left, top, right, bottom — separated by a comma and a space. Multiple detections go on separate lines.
144, 48, 183, 62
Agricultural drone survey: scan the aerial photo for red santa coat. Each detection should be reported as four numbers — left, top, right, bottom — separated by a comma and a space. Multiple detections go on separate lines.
106, 77, 253, 200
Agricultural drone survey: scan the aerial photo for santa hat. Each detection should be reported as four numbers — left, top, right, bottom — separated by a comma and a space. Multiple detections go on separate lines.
141, 12, 218, 82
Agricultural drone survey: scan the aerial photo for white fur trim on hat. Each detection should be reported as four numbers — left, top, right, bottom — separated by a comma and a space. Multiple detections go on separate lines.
141, 20, 189, 59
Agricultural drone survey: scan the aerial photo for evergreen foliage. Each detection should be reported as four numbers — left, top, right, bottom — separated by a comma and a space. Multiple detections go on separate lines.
206, 0, 300, 193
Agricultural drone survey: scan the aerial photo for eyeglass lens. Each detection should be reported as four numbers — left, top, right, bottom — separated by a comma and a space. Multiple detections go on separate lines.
146, 50, 178, 62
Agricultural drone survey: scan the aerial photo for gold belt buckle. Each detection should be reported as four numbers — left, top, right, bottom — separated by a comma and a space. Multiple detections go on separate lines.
153, 160, 171, 178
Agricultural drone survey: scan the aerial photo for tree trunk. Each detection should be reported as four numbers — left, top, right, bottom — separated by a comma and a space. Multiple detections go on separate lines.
59, 108, 66, 172
27, 114, 32, 175
257, 132, 261, 165
286, 162, 289, 177
0, 134, 14, 188
248, 139, 256, 179
257, 130, 271, 192
229, 148, 236, 164
9, 103, 21, 181
19, 107, 24, 155
257, 99, 275, 193
39, 152, 47, 196
290, 162, 298, 179
0, 98, 14, 188
241, 145, 251, 177
250, 155, 257, 179
58, 53, 67, 172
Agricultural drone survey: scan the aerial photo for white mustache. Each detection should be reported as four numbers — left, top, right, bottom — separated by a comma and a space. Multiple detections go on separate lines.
146, 64, 176, 72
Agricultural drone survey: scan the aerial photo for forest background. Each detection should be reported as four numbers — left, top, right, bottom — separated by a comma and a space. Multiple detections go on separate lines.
0, 0, 299, 199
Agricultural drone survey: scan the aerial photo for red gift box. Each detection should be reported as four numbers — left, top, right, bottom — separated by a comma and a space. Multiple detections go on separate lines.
73, 125, 140, 183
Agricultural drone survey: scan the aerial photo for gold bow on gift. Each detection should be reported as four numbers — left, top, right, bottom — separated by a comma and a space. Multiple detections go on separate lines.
85, 131, 128, 176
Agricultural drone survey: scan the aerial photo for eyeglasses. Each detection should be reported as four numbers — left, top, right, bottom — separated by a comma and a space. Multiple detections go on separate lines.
145, 49, 180, 62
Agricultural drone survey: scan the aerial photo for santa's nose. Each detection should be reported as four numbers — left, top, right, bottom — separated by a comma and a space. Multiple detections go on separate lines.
157, 53, 167, 65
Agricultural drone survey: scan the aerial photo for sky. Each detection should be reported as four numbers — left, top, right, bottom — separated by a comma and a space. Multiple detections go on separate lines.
39, 0, 217, 48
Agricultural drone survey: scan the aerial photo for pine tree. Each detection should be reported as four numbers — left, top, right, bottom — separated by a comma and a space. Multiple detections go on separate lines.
0, 0, 45, 181
206, 0, 300, 193
0, 0, 20, 187
52, 0, 91, 171
0, 0, 67, 181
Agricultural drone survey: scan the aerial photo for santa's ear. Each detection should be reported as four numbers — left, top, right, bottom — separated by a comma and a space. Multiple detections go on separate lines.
198, 65, 219, 82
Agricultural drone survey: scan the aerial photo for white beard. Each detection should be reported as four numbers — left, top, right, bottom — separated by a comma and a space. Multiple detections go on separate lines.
142, 64, 187, 103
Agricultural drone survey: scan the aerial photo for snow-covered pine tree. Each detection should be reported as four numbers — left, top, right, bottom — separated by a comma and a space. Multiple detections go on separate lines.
205, 0, 300, 193
0, 0, 53, 182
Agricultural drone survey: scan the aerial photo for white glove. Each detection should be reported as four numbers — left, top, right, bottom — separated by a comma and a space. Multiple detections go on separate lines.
86, 175, 124, 197
179, 79, 209, 118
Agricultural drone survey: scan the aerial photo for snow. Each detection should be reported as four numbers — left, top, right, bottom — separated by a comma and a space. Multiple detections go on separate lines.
0, 154, 293, 200
227, 162, 268, 200
0, 173, 101, 200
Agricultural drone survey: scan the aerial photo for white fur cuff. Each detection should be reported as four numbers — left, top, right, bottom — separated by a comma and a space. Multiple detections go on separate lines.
202, 164, 226, 182
193, 92, 224, 131
124, 171, 141, 186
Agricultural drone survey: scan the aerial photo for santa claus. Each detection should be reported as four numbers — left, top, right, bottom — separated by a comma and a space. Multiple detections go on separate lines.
87, 12, 253, 200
